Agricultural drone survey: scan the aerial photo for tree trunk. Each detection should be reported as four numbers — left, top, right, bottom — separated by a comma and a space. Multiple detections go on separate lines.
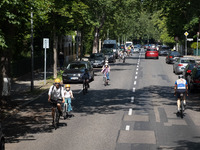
92, 27, 99, 53
53, 25, 58, 79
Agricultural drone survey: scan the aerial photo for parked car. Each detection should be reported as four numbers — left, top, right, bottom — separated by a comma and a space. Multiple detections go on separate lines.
165, 51, 183, 64
62, 61, 94, 83
0, 123, 5, 150
89, 53, 105, 68
145, 48, 159, 59
187, 64, 200, 92
173, 57, 196, 74
183, 63, 197, 79
133, 46, 140, 53
101, 48, 116, 63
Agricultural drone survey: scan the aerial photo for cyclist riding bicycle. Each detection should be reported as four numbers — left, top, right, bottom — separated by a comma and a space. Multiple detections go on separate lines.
48, 78, 65, 125
101, 61, 110, 80
174, 75, 188, 113
63, 84, 74, 116
82, 68, 90, 88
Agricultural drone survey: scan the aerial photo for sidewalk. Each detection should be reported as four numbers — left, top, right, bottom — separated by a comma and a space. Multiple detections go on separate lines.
1, 67, 82, 121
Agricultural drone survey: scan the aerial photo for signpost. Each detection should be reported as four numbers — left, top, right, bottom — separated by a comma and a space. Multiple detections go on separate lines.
197, 32, 199, 56
43, 38, 49, 85
184, 32, 189, 55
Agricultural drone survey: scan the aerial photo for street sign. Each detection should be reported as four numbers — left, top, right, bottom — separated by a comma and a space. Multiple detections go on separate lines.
187, 38, 193, 41
43, 38, 49, 49
184, 32, 189, 36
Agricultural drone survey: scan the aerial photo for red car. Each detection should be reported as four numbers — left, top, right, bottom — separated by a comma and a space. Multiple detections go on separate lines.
145, 48, 159, 59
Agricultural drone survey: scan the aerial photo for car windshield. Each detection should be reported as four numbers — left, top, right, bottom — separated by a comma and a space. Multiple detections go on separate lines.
101, 49, 113, 54
90, 54, 103, 58
170, 51, 180, 55
67, 63, 86, 69
181, 60, 195, 63
147, 49, 157, 51
103, 44, 116, 49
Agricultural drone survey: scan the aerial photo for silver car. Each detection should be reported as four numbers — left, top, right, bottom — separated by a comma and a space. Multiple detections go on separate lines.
173, 57, 196, 74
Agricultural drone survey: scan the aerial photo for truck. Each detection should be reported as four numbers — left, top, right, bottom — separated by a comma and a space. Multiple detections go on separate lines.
102, 40, 118, 59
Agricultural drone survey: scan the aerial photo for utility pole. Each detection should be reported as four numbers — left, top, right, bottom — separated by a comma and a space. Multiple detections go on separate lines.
197, 32, 199, 56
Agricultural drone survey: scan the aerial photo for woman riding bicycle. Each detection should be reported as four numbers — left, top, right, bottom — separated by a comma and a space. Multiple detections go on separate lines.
174, 75, 188, 113
48, 78, 65, 125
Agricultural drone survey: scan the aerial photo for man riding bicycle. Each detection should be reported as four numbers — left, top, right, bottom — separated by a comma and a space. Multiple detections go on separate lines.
174, 75, 188, 113
48, 78, 65, 125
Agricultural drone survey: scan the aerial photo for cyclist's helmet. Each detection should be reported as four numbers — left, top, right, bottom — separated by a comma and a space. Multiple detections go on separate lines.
178, 75, 184, 79
105, 63, 108, 66
65, 84, 70, 88
105, 60, 108, 63
54, 78, 61, 84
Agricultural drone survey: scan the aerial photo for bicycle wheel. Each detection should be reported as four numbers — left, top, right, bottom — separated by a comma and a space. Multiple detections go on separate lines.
53, 108, 57, 129
63, 103, 67, 119
83, 83, 86, 95
55, 108, 60, 129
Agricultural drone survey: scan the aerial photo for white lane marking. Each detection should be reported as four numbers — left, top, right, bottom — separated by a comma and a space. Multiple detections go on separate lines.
78, 89, 82, 94
136, 68, 139, 71
135, 76, 137, 79
131, 97, 134, 103
133, 88, 135, 92
137, 65, 139, 68
136, 72, 138, 75
125, 125, 130, 131
154, 107, 161, 123
134, 81, 136, 85
128, 108, 132, 115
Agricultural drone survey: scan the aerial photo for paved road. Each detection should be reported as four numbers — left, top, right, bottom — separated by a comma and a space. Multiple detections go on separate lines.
4, 50, 200, 150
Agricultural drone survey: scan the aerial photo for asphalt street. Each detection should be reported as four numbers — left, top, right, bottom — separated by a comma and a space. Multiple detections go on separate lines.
4, 49, 200, 150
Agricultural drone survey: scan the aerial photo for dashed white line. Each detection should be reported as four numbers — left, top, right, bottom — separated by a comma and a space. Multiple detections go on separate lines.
131, 97, 134, 103
136, 72, 138, 75
134, 81, 136, 85
128, 108, 132, 115
133, 88, 136, 92
136, 68, 139, 71
135, 76, 137, 79
125, 125, 130, 131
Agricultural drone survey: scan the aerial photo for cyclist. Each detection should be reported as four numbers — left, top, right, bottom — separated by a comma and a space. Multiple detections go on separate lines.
48, 78, 65, 125
82, 68, 90, 88
63, 84, 74, 117
101, 61, 110, 80
174, 75, 188, 113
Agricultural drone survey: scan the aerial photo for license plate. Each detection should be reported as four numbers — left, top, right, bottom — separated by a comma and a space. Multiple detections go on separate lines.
71, 77, 78, 80
150, 53, 154, 54
180, 93, 184, 96
93, 63, 98, 65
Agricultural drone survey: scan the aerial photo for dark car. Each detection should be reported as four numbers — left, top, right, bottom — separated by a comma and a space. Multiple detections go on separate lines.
187, 64, 200, 92
0, 123, 5, 150
165, 51, 183, 64
101, 48, 116, 63
62, 61, 94, 83
183, 63, 197, 79
89, 53, 105, 68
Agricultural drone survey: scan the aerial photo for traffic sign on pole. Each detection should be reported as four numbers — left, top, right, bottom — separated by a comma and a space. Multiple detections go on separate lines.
184, 32, 189, 37
43, 38, 49, 85
43, 38, 49, 49
187, 38, 193, 41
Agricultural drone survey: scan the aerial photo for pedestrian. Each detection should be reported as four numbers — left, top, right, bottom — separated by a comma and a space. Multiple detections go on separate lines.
58, 51, 64, 70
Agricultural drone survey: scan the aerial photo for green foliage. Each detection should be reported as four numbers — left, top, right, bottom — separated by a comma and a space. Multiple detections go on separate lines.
191, 42, 200, 49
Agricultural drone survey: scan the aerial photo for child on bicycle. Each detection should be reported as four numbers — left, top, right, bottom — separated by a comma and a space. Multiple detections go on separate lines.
63, 84, 74, 117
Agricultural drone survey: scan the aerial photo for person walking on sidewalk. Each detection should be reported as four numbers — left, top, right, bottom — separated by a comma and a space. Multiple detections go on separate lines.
48, 78, 65, 125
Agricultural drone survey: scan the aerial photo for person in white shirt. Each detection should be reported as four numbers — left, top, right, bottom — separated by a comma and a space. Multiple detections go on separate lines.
48, 78, 65, 124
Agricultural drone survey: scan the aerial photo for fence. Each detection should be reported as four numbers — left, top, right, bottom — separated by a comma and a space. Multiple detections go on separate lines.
11, 53, 53, 78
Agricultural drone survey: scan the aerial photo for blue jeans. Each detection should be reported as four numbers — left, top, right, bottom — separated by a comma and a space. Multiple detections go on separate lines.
64, 98, 72, 112
106, 72, 110, 80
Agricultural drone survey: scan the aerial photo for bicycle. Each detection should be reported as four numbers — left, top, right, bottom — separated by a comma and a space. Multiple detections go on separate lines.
83, 79, 89, 95
179, 93, 185, 118
50, 100, 61, 129
103, 75, 108, 86
63, 98, 74, 119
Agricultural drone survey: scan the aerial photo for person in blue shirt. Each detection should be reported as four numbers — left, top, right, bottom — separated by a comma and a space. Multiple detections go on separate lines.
174, 75, 188, 113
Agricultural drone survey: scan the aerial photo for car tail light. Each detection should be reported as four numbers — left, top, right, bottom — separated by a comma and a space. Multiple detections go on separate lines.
169, 56, 173, 58
178, 64, 183, 66
194, 80, 200, 83
187, 70, 191, 73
